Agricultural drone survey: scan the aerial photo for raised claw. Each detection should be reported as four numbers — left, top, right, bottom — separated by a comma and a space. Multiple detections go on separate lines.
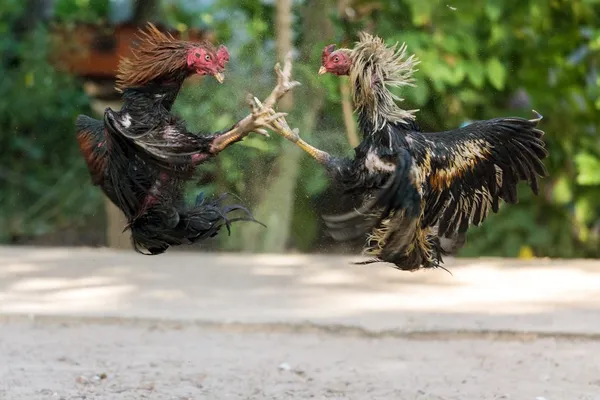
261, 113, 286, 128
272, 52, 301, 93
266, 114, 300, 142
253, 96, 264, 109
212, 56, 302, 152
246, 93, 260, 112
530, 109, 543, 123
268, 112, 288, 120
254, 128, 270, 137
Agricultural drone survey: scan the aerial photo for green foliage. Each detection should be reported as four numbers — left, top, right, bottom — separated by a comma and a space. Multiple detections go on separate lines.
2, 0, 599, 258
486, 58, 506, 91
54, 0, 110, 23
0, 2, 99, 241
576, 152, 600, 185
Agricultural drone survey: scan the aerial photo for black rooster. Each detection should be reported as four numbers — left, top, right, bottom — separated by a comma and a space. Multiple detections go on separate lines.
76, 23, 297, 254
276, 32, 549, 272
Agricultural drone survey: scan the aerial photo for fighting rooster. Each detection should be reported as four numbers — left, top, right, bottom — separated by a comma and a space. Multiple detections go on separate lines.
276, 32, 548, 272
76, 23, 298, 254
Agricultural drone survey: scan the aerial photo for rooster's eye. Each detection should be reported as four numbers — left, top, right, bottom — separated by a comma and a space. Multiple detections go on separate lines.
333, 56, 339, 63
205, 55, 211, 61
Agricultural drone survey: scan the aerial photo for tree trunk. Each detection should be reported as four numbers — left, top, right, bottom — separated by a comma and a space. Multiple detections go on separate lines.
239, 0, 299, 253
337, 0, 360, 148
238, 0, 334, 253
340, 77, 360, 147
104, 198, 131, 249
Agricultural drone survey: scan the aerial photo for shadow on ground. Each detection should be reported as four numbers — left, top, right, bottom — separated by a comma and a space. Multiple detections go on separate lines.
1, 245, 600, 334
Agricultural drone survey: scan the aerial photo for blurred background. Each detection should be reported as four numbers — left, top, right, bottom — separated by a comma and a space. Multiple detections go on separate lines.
1, 0, 599, 259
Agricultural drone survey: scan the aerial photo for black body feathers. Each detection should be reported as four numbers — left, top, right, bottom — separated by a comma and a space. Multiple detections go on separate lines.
74, 76, 259, 254
319, 33, 549, 272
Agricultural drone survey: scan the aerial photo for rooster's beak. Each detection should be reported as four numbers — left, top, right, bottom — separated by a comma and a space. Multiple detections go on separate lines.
318, 66, 327, 75
214, 73, 225, 84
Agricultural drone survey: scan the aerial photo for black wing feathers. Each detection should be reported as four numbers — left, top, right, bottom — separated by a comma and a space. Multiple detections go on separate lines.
76, 111, 263, 255
103, 109, 204, 178
321, 111, 548, 272
417, 112, 547, 237
322, 148, 421, 240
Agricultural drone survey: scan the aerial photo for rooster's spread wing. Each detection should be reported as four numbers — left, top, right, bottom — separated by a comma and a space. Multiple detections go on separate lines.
410, 112, 548, 237
322, 112, 547, 269
76, 113, 165, 219
75, 115, 107, 185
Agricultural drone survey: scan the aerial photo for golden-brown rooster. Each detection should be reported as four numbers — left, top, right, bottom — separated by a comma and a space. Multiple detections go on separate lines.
276, 32, 549, 272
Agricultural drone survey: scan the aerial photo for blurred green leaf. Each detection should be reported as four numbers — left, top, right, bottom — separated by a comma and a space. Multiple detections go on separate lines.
575, 152, 600, 185
575, 195, 596, 225
485, 3, 502, 21
407, 80, 430, 106
464, 61, 485, 88
486, 57, 506, 90
407, 0, 434, 27
552, 175, 573, 204
304, 166, 328, 196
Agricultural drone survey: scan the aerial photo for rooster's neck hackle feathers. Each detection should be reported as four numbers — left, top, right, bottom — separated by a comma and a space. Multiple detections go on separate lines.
116, 23, 211, 92
350, 32, 420, 134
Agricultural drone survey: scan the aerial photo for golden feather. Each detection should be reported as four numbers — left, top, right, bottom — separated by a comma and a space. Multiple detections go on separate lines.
349, 32, 421, 132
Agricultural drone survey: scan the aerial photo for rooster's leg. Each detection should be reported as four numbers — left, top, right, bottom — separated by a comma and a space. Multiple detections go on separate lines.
210, 52, 300, 155
255, 100, 331, 165
275, 127, 331, 165
295, 139, 331, 165
209, 106, 288, 154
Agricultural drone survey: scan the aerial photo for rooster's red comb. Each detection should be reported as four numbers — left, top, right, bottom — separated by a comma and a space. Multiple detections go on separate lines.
217, 45, 230, 71
322, 44, 337, 65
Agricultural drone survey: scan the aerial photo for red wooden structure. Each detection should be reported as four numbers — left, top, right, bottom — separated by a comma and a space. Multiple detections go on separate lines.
49, 21, 213, 79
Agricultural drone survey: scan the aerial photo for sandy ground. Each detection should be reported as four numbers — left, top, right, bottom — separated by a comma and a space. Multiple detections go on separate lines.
2, 316, 600, 400
2, 246, 600, 399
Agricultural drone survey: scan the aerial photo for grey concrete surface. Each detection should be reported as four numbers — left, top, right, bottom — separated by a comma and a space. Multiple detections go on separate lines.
1, 246, 600, 399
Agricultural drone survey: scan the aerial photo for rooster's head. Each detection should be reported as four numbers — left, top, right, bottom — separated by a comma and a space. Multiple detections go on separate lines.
116, 23, 230, 91
185, 44, 228, 83
319, 44, 352, 76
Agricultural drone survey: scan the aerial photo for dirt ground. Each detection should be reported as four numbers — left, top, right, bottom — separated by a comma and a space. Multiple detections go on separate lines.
1, 316, 599, 400
3, 247, 600, 399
